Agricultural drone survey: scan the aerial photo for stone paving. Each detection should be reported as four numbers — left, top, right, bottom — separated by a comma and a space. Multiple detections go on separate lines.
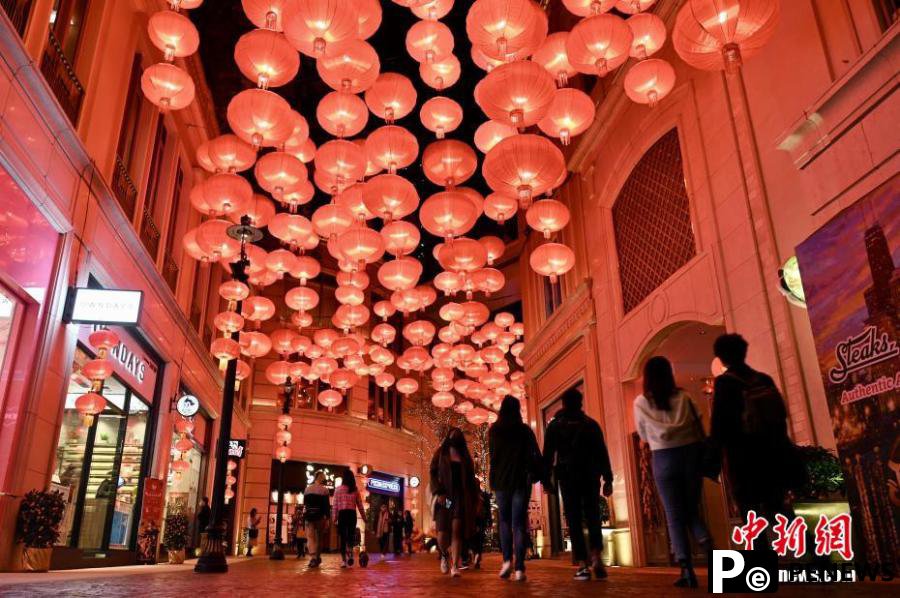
0, 553, 892, 597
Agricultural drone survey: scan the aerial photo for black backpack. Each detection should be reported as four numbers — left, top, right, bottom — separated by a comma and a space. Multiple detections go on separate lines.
727, 372, 786, 438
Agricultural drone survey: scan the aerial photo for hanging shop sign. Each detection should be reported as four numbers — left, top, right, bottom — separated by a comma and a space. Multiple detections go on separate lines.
66, 287, 143, 325
176, 394, 200, 418
366, 472, 403, 497
228, 439, 247, 459
409, 476, 420, 488
795, 174, 899, 571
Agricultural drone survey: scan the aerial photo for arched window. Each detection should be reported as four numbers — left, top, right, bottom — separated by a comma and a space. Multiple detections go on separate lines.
612, 129, 696, 313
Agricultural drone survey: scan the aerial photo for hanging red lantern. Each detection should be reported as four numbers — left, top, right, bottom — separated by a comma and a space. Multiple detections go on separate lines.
623, 58, 676, 106
566, 14, 634, 76
266, 248, 297, 279
363, 173, 420, 221
466, 0, 548, 61
406, 19, 454, 64
335, 285, 365, 305
532, 31, 577, 87
627, 12, 667, 59
141, 62, 195, 111
240, 330, 273, 358
419, 190, 480, 240
241, 0, 291, 31
211, 337, 241, 362
561, 0, 616, 17
195, 219, 241, 262
672, 0, 779, 72
482, 192, 518, 224
269, 212, 314, 247
403, 320, 437, 347
375, 372, 395, 389
214, 311, 245, 334
472, 267, 505, 296
81, 359, 113, 384
356, 0, 383, 39
483, 134, 566, 206
476, 60, 555, 127
437, 237, 487, 273
266, 360, 293, 385
421, 139, 478, 187
227, 88, 294, 148
314, 139, 367, 193
312, 203, 355, 240
242, 295, 277, 322
615, 0, 656, 14
255, 151, 308, 199
285, 285, 320, 313
479, 235, 505, 265
373, 300, 397, 321
234, 28, 299, 88
335, 223, 385, 270
526, 198, 571, 238
365, 72, 418, 123
315, 39, 380, 93
284, 0, 360, 56
431, 391, 455, 409
202, 134, 257, 173
371, 322, 397, 347
316, 91, 369, 138
396, 377, 419, 395
434, 271, 463, 296
148, 10, 199, 61
364, 126, 419, 174
190, 173, 252, 217
381, 219, 421, 256
290, 254, 321, 285
419, 54, 461, 90
530, 241, 575, 283
420, 96, 463, 139
537, 87, 596, 145
219, 280, 250, 302
473, 120, 517, 154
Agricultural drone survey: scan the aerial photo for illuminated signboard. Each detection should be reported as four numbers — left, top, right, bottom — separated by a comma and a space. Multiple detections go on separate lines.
366, 473, 402, 496
228, 439, 246, 459
68, 287, 143, 325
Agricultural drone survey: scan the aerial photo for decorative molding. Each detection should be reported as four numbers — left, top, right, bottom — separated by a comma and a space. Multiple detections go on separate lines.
521, 279, 595, 374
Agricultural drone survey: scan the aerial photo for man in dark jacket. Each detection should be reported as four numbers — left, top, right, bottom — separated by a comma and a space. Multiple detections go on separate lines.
710, 333, 799, 522
543, 386, 613, 581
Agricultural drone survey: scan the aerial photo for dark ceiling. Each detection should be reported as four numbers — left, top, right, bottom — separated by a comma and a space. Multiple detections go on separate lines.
188, 1, 534, 277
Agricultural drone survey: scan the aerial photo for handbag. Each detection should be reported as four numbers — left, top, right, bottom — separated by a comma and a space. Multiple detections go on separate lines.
687, 398, 722, 482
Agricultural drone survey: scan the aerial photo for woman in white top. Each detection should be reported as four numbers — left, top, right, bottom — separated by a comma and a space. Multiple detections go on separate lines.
633, 356, 712, 589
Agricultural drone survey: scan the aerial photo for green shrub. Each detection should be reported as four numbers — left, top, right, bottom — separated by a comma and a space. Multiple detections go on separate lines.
16, 490, 65, 548
796, 445, 845, 500
163, 511, 190, 551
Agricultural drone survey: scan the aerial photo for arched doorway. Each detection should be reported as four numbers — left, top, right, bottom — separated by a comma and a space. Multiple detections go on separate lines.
622, 321, 730, 566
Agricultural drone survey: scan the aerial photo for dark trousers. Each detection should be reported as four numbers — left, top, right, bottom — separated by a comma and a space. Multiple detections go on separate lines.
392, 526, 404, 553
651, 442, 712, 564
337, 510, 357, 560
379, 533, 390, 554
496, 487, 529, 571
559, 476, 603, 564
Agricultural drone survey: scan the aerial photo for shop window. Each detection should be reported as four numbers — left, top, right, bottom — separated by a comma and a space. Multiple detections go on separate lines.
49, 0, 89, 63
612, 129, 696, 314
53, 346, 151, 552
368, 379, 402, 429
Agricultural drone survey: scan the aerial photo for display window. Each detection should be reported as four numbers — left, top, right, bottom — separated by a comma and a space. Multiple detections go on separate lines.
164, 398, 210, 555
52, 340, 156, 554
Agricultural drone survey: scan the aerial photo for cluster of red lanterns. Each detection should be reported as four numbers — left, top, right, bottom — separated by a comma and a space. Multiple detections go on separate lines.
142, 0, 201, 111
171, 416, 195, 480
74, 329, 120, 426
185, 0, 784, 428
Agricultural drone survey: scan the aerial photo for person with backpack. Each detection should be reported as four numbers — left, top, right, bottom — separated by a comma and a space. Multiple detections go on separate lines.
634, 356, 713, 588
489, 396, 543, 581
333, 471, 366, 568
304, 470, 331, 568
543, 387, 614, 581
710, 334, 802, 522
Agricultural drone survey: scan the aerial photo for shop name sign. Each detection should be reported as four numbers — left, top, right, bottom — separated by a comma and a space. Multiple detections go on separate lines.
828, 326, 899, 384
105, 331, 148, 384
228, 440, 246, 459
67, 288, 143, 325
367, 476, 401, 496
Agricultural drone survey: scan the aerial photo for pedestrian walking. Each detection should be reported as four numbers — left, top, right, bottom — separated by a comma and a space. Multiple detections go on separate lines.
489, 396, 543, 582
376, 503, 391, 556
543, 387, 614, 581
634, 356, 713, 588
430, 427, 479, 578
403, 510, 414, 554
333, 471, 366, 568
245, 508, 261, 557
304, 470, 331, 568
196, 496, 210, 553
391, 503, 405, 555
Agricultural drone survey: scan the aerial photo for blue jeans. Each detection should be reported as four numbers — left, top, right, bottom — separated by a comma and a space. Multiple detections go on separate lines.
495, 487, 529, 571
651, 442, 712, 564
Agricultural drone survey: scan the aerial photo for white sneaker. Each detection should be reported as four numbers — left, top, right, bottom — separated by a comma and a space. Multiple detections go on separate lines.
440, 557, 450, 574
499, 561, 512, 579
515, 570, 527, 582
450, 566, 461, 577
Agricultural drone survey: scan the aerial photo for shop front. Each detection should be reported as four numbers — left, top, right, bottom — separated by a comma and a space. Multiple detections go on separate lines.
50, 323, 162, 569
363, 471, 405, 554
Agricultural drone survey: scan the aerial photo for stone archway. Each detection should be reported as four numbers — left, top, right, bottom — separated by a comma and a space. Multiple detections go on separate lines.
621, 320, 730, 566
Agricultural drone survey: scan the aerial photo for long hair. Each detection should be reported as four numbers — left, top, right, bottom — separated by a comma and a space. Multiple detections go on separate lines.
496, 396, 523, 427
343, 470, 358, 493
643, 356, 679, 411
441, 426, 475, 470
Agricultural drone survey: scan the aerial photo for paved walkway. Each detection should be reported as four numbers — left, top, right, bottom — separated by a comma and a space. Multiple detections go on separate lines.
0, 553, 890, 597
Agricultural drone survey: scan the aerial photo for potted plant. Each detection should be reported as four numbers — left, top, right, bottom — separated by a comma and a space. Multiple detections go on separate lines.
794, 445, 845, 501
163, 510, 190, 564
16, 489, 65, 571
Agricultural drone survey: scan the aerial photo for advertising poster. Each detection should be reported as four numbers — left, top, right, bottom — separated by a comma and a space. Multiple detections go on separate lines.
137, 477, 165, 564
796, 176, 899, 572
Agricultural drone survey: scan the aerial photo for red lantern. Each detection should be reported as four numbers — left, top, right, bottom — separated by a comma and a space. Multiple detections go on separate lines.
290, 254, 321, 285
623, 58, 676, 106
312, 202, 355, 240
434, 271, 463, 296
561, 0, 616, 17
466, 0, 547, 61
335, 285, 365, 306
211, 337, 241, 361
483, 192, 518, 224
285, 285, 320, 313
404, 320, 437, 347
474, 120, 517, 154
419, 54, 461, 90
615, 0, 656, 14
672, 0, 779, 72
270, 328, 298, 356
472, 267, 505, 296
275, 445, 292, 462
190, 173, 251, 217
526, 198, 571, 238
315, 39, 380, 93
381, 219, 421, 256
234, 28, 299, 88
483, 134, 566, 206
566, 14, 634, 76
214, 311, 245, 334
475, 60, 555, 127
532, 31, 577, 86
227, 88, 294, 148
314, 139, 367, 193
406, 19, 454, 64
335, 223, 385, 270
203, 134, 257, 173
431, 391, 455, 409
479, 235, 505, 265
266, 360, 293, 385
375, 372, 395, 389
371, 322, 397, 346
529, 241, 575, 283
419, 96, 463, 139
356, 0, 383, 39
317, 91, 369, 138
363, 173, 420, 221
373, 300, 397, 321
537, 87, 595, 145
141, 62, 195, 111
148, 10, 199, 61
88, 329, 120, 355
396, 377, 420, 395
196, 219, 241, 262
421, 139, 478, 187
365, 126, 419, 174
437, 237, 487, 273
219, 280, 250, 302
365, 72, 417, 122
240, 330, 273, 358
241, 0, 291, 31
284, 0, 360, 56
255, 151, 308, 199
627, 12, 667, 59
269, 212, 314, 246
419, 190, 480, 240
412, 0, 454, 20
81, 359, 113, 382
242, 295, 277, 322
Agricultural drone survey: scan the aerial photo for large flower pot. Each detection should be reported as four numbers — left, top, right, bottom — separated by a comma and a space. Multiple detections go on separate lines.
168, 548, 186, 564
22, 547, 52, 572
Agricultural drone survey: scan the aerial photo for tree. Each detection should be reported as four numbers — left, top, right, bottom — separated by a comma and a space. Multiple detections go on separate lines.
405, 398, 490, 485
